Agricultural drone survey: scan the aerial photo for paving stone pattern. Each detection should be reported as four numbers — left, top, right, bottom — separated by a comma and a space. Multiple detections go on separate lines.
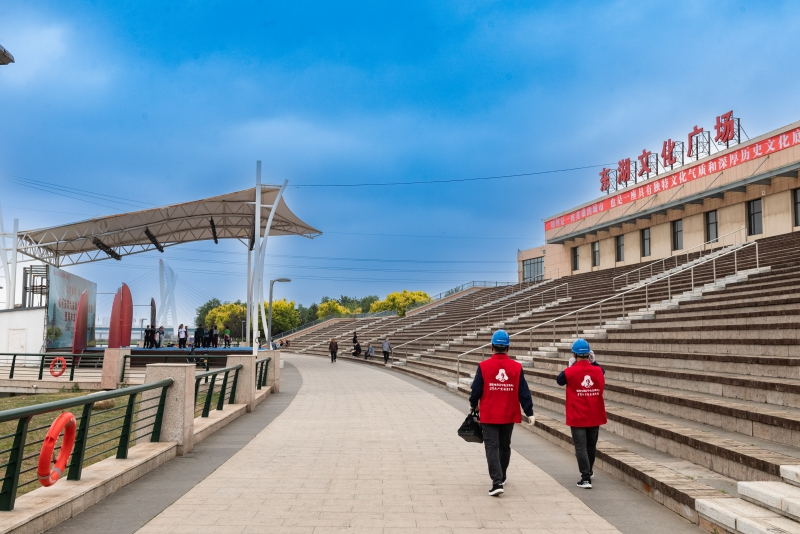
137, 354, 621, 533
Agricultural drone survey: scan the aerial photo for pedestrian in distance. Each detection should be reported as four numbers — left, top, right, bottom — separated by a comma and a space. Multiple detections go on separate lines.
178, 324, 187, 349
364, 343, 374, 360
212, 326, 219, 348
352, 331, 358, 345
469, 330, 534, 497
223, 325, 231, 348
352, 341, 362, 358
329, 338, 338, 362
382, 338, 392, 364
157, 326, 165, 348
194, 324, 205, 351
556, 339, 607, 489
203, 327, 211, 348
144, 325, 152, 348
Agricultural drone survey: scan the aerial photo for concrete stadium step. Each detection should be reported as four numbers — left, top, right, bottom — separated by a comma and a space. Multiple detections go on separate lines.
697, 468, 800, 534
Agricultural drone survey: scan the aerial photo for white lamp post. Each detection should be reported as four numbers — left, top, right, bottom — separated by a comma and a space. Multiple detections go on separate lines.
267, 278, 291, 349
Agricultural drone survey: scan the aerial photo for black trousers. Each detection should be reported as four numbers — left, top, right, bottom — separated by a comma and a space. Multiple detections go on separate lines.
330, 351, 337, 362
383, 351, 390, 363
481, 423, 514, 485
178, 338, 186, 349
571, 426, 599, 481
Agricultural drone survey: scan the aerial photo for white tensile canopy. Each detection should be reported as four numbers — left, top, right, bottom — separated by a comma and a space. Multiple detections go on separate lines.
14, 185, 321, 267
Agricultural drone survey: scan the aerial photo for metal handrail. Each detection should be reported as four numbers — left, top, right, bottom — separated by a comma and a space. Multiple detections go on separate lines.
612, 228, 745, 290
0, 353, 102, 382
255, 357, 271, 390
0, 378, 173, 511
395, 283, 569, 352
273, 310, 398, 340
194, 363, 242, 418
455, 240, 760, 382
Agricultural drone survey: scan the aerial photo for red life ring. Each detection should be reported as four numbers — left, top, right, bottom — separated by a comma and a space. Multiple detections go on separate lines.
49, 357, 67, 377
37, 412, 76, 487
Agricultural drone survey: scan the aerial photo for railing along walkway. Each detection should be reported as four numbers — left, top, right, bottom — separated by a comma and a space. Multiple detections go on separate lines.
454, 240, 761, 380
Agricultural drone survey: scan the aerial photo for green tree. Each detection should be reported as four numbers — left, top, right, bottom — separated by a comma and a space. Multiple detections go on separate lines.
195, 298, 222, 326
370, 290, 431, 317
206, 302, 247, 339
297, 303, 319, 324
258, 298, 300, 336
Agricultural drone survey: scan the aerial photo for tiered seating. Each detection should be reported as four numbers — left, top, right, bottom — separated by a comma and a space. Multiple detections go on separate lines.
287, 231, 800, 529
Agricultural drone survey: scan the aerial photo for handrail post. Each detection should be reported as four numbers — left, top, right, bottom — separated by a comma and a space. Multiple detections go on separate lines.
116, 393, 137, 459
216, 371, 230, 411
150, 385, 169, 442
229, 368, 239, 404
69, 355, 77, 381
202, 374, 217, 417
0, 417, 31, 511
9, 354, 16, 379
67, 403, 94, 480
38, 355, 45, 380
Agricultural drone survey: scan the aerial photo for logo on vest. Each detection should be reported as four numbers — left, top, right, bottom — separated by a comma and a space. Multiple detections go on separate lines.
581, 375, 594, 388
496, 369, 508, 382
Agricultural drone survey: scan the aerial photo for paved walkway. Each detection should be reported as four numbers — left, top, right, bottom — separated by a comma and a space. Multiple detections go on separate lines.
137, 354, 621, 533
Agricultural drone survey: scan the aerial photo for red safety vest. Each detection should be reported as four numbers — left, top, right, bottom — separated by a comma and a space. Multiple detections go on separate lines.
478, 354, 523, 424
564, 360, 607, 428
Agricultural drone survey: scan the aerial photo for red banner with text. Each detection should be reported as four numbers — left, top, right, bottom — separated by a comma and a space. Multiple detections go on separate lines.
545, 127, 800, 232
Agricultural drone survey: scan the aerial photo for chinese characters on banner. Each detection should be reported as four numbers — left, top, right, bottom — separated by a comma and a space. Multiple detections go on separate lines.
599, 111, 736, 192
545, 126, 800, 232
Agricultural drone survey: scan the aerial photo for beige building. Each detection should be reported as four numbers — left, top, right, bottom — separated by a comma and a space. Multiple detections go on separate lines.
518, 118, 800, 281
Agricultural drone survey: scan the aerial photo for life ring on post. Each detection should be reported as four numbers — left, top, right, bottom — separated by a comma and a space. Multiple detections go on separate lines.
38, 412, 76, 487
49, 357, 67, 378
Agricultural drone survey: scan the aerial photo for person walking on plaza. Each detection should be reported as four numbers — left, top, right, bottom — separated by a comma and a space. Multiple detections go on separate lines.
382, 338, 392, 364
203, 327, 211, 348
178, 324, 187, 349
156, 326, 165, 348
329, 338, 338, 362
556, 339, 607, 489
364, 343, 374, 360
144, 325, 153, 348
212, 326, 219, 348
469, 330, 534, 497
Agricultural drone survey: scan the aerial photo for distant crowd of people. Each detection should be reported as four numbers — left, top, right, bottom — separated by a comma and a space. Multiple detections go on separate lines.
327, 331, 392, 364
142, 325, 166, 348
192, 324, 232, 348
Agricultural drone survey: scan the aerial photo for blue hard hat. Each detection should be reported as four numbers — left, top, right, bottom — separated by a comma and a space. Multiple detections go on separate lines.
491, 330, 510, 347
572, 338, 591, 355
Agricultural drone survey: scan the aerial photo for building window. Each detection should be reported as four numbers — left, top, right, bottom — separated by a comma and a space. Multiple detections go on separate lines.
592, 242, 600, 267
672, 219, 683, 251
641, 228, 651, 257
748, 199, 763, 236
705, 210, 718, 243
615, 235, 624, 262
794, 189, 800, 227
522, 257, 544, 282
572, 246, 579, 271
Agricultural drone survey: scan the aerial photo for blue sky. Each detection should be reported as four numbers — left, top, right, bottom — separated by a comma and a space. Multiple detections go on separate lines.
2, 1, 800, 325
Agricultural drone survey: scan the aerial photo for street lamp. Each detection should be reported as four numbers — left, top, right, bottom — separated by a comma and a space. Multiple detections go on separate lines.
0, 45, 14, 65
267, 278, 291, 350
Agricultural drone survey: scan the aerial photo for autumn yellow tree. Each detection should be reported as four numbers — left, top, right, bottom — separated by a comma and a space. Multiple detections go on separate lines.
369, 290, 431, 316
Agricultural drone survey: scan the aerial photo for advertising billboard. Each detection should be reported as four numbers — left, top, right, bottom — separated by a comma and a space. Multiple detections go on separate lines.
46, 266, 97, 349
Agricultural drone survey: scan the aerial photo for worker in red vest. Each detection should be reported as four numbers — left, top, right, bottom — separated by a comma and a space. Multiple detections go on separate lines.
469, 330, 534, 496
556, 338, 607, 489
